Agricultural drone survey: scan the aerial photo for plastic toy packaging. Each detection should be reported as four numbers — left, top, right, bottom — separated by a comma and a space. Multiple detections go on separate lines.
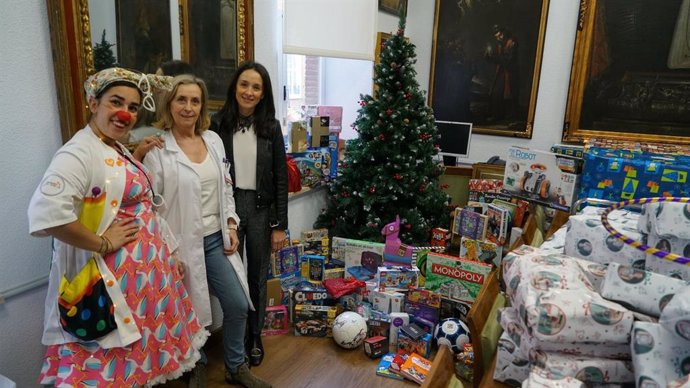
455, 343, 474, 381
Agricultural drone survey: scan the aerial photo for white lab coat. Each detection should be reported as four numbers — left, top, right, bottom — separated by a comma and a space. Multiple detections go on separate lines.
144, 129, 254, 327
27, 126, 148, 348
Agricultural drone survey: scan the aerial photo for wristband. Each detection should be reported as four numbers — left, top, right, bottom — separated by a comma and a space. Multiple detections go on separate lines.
228, 224, 238, 230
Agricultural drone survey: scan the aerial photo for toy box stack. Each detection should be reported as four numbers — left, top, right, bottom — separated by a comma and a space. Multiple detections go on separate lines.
503, 146, 581, 212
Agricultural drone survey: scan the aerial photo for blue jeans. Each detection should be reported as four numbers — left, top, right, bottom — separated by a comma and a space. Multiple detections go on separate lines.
204, 231, 249, 370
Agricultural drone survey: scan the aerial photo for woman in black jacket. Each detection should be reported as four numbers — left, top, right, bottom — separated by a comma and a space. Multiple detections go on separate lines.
213, 61, 288, 368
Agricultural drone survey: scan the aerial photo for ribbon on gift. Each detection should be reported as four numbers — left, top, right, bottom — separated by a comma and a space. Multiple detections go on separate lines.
601, 197, 690, 265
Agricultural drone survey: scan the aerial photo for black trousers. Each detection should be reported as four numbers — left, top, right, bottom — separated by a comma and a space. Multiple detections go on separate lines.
234, 188, 271, 338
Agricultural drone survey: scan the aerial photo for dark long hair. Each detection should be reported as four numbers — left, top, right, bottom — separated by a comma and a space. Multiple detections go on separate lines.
217, 61, 276, 138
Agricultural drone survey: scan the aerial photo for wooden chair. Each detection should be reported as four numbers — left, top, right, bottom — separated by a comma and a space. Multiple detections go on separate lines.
466, 269, 502, 387
422, 344, 463, 388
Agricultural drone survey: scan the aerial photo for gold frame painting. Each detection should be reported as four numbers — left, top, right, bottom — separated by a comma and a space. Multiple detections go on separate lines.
45, 0, 253, 142
471, 163, 505, 181
379, 0, 407, 17
180, 0, 253, 110
564, 0, 690, 144
428, 0, 549, 138
374, 32, 391, 65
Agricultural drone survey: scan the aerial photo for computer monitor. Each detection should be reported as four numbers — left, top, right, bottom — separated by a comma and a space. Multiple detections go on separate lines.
435, 120, 472, 165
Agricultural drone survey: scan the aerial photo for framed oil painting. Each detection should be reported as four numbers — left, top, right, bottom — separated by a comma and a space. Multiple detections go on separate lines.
379, 0, 407, 17
429, 0, 549, 138
471, 163, 505, 181
564, 0, 690, 144
180, 0, 254, 109
115, 0, 172, 74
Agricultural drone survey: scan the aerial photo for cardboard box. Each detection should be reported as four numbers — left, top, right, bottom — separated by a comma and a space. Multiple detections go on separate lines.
503, 146, 581, 212
424, 252, 492, 304
331, 237, 385, 281
266, 278, 282, 307
317, 105, 343, 132
289, 122, 308, 153
262, 305, 289, 336
364, 336, 388, 358
376, 266, 420, 292
310, 116, 330, 148
293, 304, 337, 337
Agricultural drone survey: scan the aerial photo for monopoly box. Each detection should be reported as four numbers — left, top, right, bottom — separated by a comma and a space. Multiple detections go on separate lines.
503, 146, 580, 212
424, 252, 492, 304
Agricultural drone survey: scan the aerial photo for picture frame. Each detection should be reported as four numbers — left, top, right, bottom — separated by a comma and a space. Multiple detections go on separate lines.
563, 0, 690, 144
115, 0, 173, 74
471, 163, 505, 181
379, 0, 408, 17
180, 0, 254, 110
375, 32, 392, 65
428, 0, 550, 138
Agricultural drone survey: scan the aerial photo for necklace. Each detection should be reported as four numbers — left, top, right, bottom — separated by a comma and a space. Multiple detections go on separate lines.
238, 115, 254, 133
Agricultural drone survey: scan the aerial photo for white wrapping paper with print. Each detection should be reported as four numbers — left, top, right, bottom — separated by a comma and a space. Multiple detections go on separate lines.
600, 262, 689, 317
645, 233, 690, 281
494, 330, 531, 386
668, 374, 690, 388
639, 202, 690, 240
659, 285, 690, 339
565, 207, 646, 268
500, 307, 630, 360
539, 225, 567, 255
529, 351, 634, 384
631, 321, 690, 388
522, 367, 585, 388
520, 288, 633, 344
502, 245, 595, 299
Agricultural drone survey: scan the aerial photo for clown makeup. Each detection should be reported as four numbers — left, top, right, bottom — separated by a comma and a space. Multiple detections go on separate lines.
89, 85, 141, 143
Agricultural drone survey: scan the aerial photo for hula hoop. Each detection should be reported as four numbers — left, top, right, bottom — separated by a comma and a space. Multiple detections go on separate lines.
600, 197, 690, 265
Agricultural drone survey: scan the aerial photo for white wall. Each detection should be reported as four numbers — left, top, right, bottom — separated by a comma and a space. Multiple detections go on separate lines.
0, 1, 61, 386
0, 1, 581, 384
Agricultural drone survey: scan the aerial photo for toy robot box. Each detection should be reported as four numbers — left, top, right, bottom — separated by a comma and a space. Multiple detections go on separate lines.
293, 304, 337, 337
503, 146, 580, 212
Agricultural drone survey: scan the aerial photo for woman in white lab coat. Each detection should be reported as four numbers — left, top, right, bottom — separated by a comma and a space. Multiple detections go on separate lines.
144, 74, 270, 388
28, 67, 207, 387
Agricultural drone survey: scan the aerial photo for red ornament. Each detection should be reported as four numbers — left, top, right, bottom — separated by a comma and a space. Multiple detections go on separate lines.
359, 100, 366, 107
441, 183, 450, 189
405, 92, 412, 100
393, 173, 402, 180
378, 134, 385, 141
419, 183, 426, 192
386, 108, 393, 116
419, 133, 431, 141
369, 186, 376, 193
341, 191, 350, 198
397, 28, 404, 35
405, 223, 412, 229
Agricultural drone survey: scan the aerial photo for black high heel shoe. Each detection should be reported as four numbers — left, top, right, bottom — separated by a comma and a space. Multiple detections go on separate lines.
249, 335, 264, 366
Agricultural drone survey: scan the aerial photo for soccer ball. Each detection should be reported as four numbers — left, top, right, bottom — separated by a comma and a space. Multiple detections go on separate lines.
332, 312, 368, 349
434, 318, 471, 353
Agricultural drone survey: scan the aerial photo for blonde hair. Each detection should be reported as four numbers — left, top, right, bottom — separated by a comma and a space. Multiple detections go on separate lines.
154, 74, 211, 133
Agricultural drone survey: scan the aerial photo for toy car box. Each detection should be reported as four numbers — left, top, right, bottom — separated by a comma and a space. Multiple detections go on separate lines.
503, 146, 580, 212
293, 304, 337, 337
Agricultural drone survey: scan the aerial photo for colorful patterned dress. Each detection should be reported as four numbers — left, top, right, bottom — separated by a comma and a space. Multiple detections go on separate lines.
39, 154, 208, 387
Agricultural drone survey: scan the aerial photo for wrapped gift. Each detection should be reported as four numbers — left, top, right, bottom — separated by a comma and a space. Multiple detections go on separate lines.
494, 331, 530, 385
600, 262, 689, 317
522, 367, 585, 388
631, 321, 690, 387
645, 233, 690, 280
564, 206, 646, 268
532, 351, 634, 385
579, 147, 690, 201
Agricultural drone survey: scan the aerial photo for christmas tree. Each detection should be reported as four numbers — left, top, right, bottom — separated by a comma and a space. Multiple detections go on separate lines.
94, 29, 117, 71
314, 16, 450, 245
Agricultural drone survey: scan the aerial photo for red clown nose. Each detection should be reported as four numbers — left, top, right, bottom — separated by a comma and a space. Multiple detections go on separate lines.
116, 110, 132, 123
